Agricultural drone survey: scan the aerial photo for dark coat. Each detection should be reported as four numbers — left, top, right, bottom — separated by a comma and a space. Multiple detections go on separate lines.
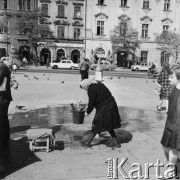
0, 61, 12, 105
161, 87, 180, 149
87, 83, 121, 133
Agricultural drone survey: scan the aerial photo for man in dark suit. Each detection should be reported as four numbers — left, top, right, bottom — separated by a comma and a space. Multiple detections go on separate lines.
0, 59, 12, 150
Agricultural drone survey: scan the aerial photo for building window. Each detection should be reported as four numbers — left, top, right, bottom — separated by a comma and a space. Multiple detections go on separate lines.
57, 26, 65, 39
74, 6, 81, 18
34, 0, 38, 9
98, 0, 104, 5
97, 21, 104, 35
143, 0, 149, 9
163, 25, 169, 32
121, 0, 127, 7
3, 0, 7, 9
164, 0, 170, 11
18, 0, 31, 11
41, 4, 48, 16
141, 51, 148, 62
58, 5, 65, 17
142, 24, 148, 38
74, 27, 81, 39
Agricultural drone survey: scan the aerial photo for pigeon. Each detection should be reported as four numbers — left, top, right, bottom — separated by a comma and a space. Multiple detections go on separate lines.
49, 74, 50, 76
61, 81, 64, 84
152, 80, 155, 82
13, 79, 17, 82
14, 84, 19, 89
16, 105, 25, 110
118, 76, 121, 79
47, 78, 49, 80
43, 74, 45, 76
34, 76, 39, 80
110, 77, 113, 80
146, 80, 148, 83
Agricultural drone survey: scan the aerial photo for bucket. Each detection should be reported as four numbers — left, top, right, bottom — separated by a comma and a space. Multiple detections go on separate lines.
72, 110, 85, 124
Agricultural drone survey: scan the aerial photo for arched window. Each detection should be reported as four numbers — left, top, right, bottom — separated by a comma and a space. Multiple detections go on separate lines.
161, 51, 169, 66
57, 49, 65, 61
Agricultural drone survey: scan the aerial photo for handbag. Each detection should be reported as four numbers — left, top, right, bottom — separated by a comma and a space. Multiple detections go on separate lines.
0, 77, 7, 92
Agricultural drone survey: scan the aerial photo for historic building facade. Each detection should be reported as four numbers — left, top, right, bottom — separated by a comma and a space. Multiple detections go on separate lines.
38, 0, 85, 64
0, 0, 38, 59
84, 0, 180, 67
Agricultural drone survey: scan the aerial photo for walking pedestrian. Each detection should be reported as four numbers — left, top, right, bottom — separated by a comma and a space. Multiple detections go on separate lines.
22, 56, 27, 68
80, 79, 121, 148
79, 58, 90, 81
161, 65, 180, 179
46, 57, 50, 68
157, 62, 171, 112
0, 58, 12, 150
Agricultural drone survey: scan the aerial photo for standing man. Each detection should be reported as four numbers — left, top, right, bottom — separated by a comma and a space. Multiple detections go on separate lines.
0, 59, 12, 150
46, 57, 50, 68
79, 58, 90, 81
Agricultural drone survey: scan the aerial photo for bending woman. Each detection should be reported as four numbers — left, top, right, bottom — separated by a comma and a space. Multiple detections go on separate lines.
80, 79, 121, 148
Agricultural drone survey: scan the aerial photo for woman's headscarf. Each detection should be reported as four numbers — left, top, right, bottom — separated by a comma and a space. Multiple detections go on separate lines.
80, 79, 97, 90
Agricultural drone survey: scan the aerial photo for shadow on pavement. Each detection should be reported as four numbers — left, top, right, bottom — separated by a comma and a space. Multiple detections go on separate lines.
0, 137, 41, 179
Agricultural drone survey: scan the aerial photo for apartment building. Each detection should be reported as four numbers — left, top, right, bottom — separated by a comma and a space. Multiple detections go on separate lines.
84, 0, 180, 67
38, 0, 85, 64
0, 0, 38, 59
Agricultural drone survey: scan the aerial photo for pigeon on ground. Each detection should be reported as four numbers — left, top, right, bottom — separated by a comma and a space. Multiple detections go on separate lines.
152, 80, 155, 82
61, 81, 64, 84
13, 79, 17, 82
49, 74, 50, 76
43, 74, 45, 76
118, 76, 121, 79
47, 78, 49, 80
14, 84, 19, 89
16, 105, 25, 110
110, 77, 113, 80
146, 80, 148, 83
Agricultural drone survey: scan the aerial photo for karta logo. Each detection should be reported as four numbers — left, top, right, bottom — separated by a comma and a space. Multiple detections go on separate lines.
107, 158, 177, 179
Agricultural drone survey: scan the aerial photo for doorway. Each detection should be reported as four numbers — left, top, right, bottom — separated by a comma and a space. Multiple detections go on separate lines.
71, 49, 80, 63
40, 48, 51, 65
117, 51, 128, 67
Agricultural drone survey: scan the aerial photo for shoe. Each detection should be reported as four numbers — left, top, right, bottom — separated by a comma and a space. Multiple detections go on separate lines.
157, 106, 162, 111
107, 137, 121, 148
81, 133, 96, 147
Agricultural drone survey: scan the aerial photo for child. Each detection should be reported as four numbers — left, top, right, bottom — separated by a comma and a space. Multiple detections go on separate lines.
12, 63, 18, 74
161, 65, 180, 179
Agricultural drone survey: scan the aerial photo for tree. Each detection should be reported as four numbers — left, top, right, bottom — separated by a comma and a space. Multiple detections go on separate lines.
156, 31, 180, 63
110, 17, 140, 63
16, 9, 56, 64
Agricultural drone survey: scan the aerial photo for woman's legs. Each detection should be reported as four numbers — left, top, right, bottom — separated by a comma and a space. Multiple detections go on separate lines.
107, 130, 121, 148
163, 146, 178, 178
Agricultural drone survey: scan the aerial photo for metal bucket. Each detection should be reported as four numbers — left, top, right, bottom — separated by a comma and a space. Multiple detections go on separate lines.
72, 110, 85, 124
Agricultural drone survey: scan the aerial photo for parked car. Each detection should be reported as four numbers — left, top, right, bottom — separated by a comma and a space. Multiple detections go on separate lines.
90, 61, 116, 71
50, 60, 79, 70
131, 63, 150, 71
